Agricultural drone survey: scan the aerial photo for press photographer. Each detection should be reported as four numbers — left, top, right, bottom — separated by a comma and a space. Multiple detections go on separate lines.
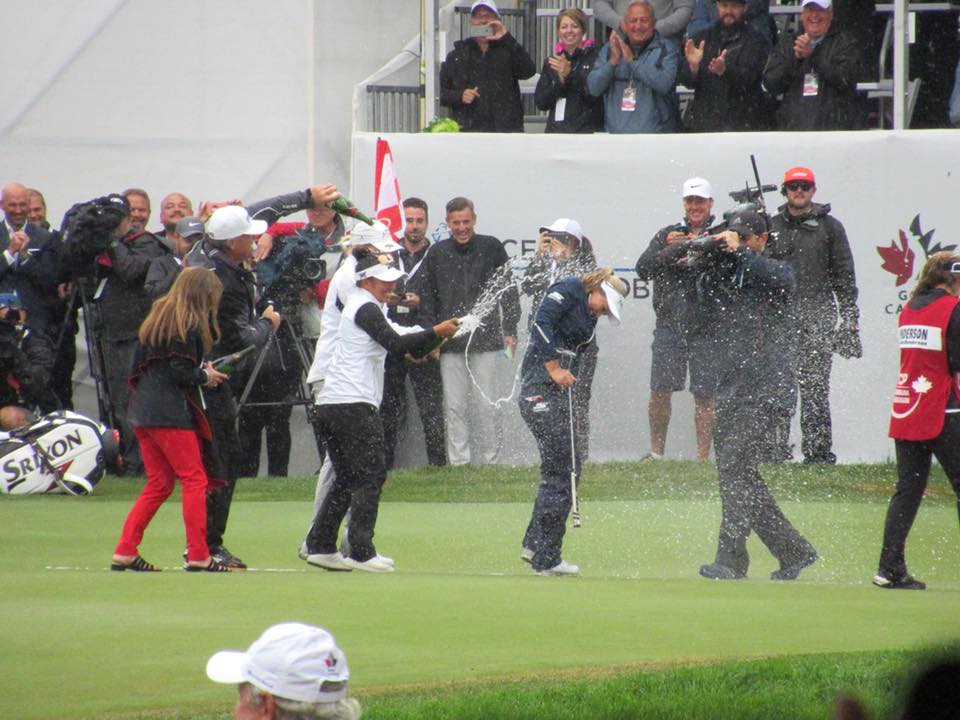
0, 293, 55, 428
693, 209, 818, 583
61, 192, 169, 474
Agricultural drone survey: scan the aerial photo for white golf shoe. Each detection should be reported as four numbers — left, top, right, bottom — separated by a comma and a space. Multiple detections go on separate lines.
341, 555, 395, 573
536, 560, 580, 577
305, 552, 352, 571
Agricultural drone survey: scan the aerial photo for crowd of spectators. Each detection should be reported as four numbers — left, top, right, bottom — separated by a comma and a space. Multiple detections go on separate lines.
440, 0, 960, 133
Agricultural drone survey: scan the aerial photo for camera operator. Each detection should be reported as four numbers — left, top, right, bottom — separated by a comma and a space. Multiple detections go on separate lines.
0, 295, 54, 428
184, 184, 340, 568
237, 206, 345, 477
63, 192, 169, 475
696, 209, 818, 582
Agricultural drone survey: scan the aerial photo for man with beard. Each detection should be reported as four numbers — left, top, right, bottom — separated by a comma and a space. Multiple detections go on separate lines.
766, 166, 860, 464
679, 0, 769, 132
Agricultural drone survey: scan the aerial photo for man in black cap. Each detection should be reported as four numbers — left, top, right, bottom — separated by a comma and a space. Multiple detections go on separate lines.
696, 210, 818, 582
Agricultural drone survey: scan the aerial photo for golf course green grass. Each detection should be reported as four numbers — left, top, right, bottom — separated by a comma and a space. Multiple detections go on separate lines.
1, 461, 958, 719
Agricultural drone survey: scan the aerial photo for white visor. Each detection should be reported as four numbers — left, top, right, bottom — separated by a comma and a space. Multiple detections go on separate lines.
601, 281, 624, 325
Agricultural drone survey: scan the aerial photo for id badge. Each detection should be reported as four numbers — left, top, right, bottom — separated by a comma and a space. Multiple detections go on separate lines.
396, 305, 410, 314
554, 97, 567, 122
621, 84, 637, 112
802, 72, 819, 97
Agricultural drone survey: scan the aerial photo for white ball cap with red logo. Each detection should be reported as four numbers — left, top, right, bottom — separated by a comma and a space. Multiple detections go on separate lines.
206, 623, 350, 704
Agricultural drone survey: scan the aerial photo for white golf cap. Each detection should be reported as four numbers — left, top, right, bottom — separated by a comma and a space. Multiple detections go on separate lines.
341, 220, 403, 253
206, 623, 350, 704
681, 177, 713, 200
801, 0, 831, 7
471, 0, 499, 15
356, 255, 407, 282
206, 205, 268, 240
601, 280, 625, 325
538, 218, 584, 243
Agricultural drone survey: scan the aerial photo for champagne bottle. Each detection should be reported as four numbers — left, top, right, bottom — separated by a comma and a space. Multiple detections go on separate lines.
210, 345, 257, 375
326, 196, 374, 226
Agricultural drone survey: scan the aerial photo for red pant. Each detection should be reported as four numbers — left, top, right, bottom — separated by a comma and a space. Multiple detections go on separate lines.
115, 427, 209, 563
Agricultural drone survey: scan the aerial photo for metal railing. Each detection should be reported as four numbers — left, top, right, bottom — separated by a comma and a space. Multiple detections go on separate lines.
365, 85, 423, 134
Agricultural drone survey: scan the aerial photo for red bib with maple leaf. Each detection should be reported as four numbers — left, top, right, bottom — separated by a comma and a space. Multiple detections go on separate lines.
889, 294, 960, 441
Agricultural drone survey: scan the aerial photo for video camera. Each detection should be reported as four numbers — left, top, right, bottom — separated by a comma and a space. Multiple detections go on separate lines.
60, 194, 130, 256
260, 230, 330, 312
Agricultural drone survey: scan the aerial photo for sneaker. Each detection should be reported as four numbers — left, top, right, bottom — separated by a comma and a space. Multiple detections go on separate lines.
771, 550, 819, 581
873, 572, 926, 590
297, 543, 308, 561
305, 552, 353, 571
536, 560, 580, 577
520, 547, 534, 564
341, 555, 395, 573
372, 554, 395, 567
209, 545, 247, 570
699, 562, 746, 580
640, 452, 664, 461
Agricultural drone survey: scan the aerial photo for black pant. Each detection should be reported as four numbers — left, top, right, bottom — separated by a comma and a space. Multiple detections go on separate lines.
50, 323, 78, 410
520, 386, 580, 571
796, 322, 835, 462
713, 398, 815, 575
880, 414, 960, 577
380, 353, 447, 468
237, 404, 293, 476
305, 403, 386, 562
204, 382, 241, 549
102, 337, 142, 472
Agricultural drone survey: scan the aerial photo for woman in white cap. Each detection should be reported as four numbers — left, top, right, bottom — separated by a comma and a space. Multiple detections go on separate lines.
207, 622, 360, 720
303, 253, 460, 572
519, 268, 627, 576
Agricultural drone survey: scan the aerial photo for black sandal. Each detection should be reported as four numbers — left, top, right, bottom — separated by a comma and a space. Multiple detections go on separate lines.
111, 556, 161, 572
185, 558, 233, 573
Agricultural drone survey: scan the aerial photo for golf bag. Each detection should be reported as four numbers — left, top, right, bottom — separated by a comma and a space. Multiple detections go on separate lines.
0, 411, 120, 495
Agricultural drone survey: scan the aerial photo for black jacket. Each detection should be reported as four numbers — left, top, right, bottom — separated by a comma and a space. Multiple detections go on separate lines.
439, 34, 536, 132
635, 220, 719, 335
128, 331, 208, 429
697, 247, 796, 405
766, 202, 859, 326
679, 21, 769, 132
419, 233, 521, 353
534, 46, 604, 133
387, 241, 432, 329
98, 230, 169, 341
144, 254, 183, 299
763, 24, 865, 130
0, 222, 59, 333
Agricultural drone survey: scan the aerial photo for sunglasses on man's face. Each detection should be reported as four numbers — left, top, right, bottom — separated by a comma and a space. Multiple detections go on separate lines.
784, 182, 814, 192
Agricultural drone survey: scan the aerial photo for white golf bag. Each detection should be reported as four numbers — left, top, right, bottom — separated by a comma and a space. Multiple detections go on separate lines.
0, 411, 120, 495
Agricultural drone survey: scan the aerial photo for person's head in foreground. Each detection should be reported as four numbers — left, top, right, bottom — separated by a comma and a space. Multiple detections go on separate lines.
207, 622, 361, 720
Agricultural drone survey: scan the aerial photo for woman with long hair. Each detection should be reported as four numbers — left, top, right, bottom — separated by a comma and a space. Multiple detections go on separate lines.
519, 267, 627, 576
111, 267, 231, 572
876, 251, 960, 590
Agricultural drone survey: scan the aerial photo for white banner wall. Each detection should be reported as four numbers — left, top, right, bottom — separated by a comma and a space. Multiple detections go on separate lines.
352, 130, 960, 464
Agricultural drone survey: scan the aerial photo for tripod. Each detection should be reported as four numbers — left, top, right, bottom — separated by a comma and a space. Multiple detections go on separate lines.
235, 314, 324, 475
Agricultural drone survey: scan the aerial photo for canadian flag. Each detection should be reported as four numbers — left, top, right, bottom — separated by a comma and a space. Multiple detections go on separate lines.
374, 137, 403, 242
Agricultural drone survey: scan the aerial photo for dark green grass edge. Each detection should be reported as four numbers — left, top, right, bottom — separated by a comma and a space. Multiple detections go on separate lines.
104, 646, 958, 720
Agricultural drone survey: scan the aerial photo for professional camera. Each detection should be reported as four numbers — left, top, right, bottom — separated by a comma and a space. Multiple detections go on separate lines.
260, 233, 329, 312
60, 194, 130, 255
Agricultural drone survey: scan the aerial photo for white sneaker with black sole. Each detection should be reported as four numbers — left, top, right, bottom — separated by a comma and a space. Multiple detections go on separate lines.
536, 560, 580, 577
305, 552, 352, 571
341, 555, 395, 573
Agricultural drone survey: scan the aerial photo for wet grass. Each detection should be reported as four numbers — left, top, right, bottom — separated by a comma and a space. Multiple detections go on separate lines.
1, 462, 958, 719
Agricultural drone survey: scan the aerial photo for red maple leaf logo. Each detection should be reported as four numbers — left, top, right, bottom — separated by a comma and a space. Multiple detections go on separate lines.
876, 230, 915, 286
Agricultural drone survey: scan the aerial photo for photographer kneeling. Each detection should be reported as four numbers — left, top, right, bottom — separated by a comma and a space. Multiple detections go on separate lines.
693, 210, 818, 581
0, 295, 54, 428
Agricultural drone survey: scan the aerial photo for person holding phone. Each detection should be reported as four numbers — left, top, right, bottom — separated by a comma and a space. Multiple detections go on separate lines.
534, 8, 603, 133
439, 1, 536, 132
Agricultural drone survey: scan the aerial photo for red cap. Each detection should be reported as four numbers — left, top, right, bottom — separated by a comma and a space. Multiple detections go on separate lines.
783, 166, 815, 185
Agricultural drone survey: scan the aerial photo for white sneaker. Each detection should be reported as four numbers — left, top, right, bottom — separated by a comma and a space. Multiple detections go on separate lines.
373, 554, 395, 567
341, 555, 395, 573
520, 548, 534, 564
305, 552, 352, 571
297, 542, 308, 561
536, 560, 580, 577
